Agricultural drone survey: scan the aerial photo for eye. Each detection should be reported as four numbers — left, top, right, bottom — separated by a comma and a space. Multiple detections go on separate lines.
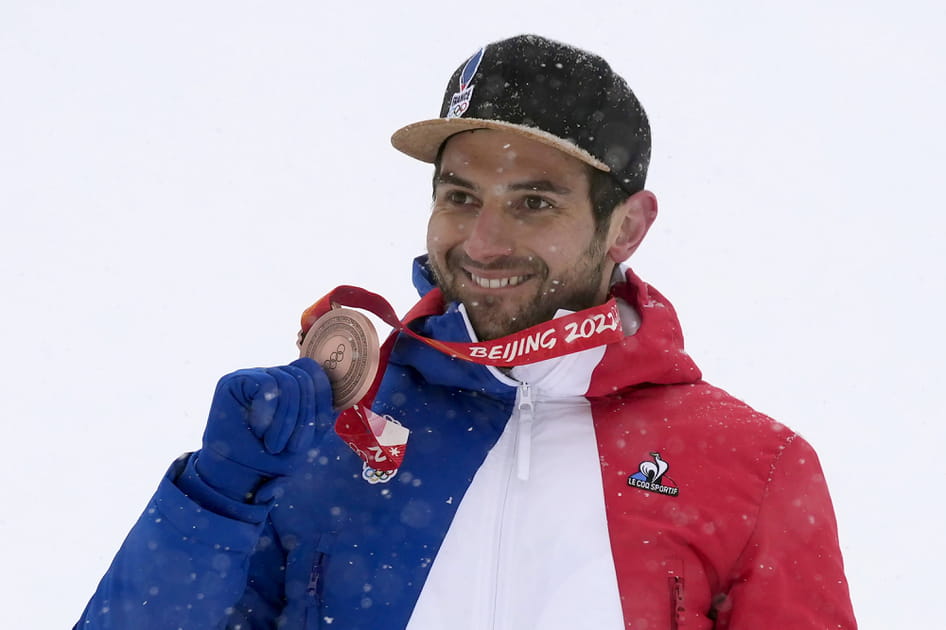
444, 190, 477, 206
522, 195, 554, 211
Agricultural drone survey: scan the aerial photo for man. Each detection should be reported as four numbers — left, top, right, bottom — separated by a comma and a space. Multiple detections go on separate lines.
76, 35, 857, 629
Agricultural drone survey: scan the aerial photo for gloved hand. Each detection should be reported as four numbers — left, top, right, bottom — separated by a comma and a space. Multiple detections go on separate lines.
194, 357, 336, 502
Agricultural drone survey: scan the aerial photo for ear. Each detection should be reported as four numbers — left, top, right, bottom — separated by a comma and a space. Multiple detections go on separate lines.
605, 190, 658, 263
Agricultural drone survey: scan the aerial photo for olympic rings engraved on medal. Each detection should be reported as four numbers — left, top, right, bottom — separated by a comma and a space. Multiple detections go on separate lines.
323, 343, 347, 370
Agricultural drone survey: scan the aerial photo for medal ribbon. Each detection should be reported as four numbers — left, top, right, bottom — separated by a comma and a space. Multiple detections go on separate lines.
301, 285, 624, 368
300, 285, 625, 472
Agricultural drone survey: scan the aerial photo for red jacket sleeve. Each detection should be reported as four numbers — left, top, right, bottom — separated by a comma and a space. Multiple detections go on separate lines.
714, 435, 857, 628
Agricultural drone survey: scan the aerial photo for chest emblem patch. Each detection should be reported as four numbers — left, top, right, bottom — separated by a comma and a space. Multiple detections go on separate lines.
627, 451, 679, 497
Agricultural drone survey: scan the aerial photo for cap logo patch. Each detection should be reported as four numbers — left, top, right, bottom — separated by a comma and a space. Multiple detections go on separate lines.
447, 46, 484, 119
627, 451, 679, 497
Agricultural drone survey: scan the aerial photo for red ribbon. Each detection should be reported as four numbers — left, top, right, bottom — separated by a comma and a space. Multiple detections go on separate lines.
300, 286, 625, 472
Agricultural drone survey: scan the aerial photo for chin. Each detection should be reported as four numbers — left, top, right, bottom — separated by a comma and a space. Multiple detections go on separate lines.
467, 307, 541, 341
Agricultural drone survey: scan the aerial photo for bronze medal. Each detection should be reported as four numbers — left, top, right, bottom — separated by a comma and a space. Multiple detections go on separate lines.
299, 307, 380, 410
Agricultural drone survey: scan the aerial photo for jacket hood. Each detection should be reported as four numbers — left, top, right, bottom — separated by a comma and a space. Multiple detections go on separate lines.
390, 256, 701, 398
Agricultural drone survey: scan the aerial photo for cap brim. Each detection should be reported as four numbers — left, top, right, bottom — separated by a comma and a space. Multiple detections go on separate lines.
390, 118, 610, 172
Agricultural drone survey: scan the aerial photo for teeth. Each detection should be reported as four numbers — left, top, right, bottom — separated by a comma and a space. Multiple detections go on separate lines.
470, 274, 528, 289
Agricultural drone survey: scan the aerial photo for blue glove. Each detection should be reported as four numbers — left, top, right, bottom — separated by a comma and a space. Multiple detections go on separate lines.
194, 357, 336, 502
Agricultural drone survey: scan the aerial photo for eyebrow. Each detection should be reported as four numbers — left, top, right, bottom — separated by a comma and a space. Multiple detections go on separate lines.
435, 172, 478, 191
508, 180, 572, 195
434, 173, 572, 196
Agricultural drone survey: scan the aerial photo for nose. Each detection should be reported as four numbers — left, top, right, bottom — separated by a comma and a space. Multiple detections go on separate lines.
463, 204, 514, 263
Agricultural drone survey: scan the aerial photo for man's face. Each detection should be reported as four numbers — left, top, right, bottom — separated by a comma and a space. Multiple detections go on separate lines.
426, 129, 616, 341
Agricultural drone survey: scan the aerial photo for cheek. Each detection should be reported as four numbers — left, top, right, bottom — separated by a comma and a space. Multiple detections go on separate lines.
427, 215, 469, 250
540, 225, 598, 268
541, 234, 582, 258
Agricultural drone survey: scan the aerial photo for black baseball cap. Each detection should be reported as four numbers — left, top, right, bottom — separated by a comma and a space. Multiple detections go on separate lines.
391, 34, 651, 193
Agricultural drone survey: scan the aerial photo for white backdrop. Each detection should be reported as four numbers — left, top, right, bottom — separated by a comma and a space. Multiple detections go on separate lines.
2, 2, 943, 627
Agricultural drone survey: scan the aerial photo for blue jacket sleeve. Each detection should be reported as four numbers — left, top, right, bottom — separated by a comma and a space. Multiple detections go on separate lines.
74, 454, 280, 629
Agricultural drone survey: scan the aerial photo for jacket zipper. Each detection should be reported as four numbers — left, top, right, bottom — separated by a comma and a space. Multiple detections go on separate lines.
516, 382, 534, 481
669, 575, 685, 629
488, 382, 534, 629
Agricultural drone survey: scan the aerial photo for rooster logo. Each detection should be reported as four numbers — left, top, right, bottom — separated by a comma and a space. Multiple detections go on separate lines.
628, 452, 679, 496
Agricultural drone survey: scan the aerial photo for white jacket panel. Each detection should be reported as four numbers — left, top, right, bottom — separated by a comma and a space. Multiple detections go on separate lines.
407, 323, 624, 630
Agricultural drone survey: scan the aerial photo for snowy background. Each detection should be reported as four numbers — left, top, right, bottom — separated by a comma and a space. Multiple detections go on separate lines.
2, 2, 944, 627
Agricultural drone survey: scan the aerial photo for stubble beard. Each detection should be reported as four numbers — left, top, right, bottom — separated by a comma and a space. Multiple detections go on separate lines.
429, 237, 610, 341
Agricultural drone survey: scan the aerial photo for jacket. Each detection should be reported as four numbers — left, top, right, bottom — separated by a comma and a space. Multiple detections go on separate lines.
76, 257, 857, 629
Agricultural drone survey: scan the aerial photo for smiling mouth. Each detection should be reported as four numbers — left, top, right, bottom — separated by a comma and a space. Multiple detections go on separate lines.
468, 272, 531, 289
